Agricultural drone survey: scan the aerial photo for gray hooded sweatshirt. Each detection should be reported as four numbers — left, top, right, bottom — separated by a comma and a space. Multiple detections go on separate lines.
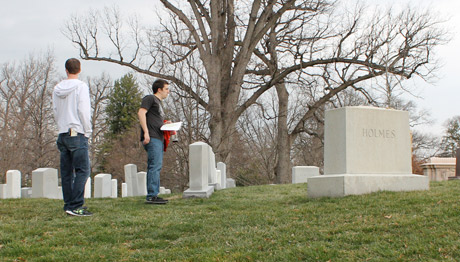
53, 79, 92, 137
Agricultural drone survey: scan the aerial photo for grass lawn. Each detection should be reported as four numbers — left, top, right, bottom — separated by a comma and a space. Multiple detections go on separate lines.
1, 181, 460, 261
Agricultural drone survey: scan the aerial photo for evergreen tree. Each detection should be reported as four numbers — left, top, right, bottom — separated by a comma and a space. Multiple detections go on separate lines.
440, 116, 460, 157
105, 73, 143, 137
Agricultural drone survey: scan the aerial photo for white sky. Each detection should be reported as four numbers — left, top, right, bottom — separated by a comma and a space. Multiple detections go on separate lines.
0, 0, 458, 137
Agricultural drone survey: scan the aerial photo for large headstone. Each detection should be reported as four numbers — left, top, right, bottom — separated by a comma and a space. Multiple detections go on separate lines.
94, 173, 112, 198
6, 170, 21, 198
124, 164, 139, 197
183, 142, 214, 198
32, 168, 59, 199
308, 106, 429, 198
292, 166, 319, 184
217, 162, 227, 189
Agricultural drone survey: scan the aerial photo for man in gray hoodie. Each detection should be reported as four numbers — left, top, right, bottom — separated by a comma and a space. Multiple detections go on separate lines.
53, 58, 93, 216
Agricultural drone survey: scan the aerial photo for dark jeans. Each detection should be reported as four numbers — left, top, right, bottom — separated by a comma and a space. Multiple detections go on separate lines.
57, 133, 90, 211
144, 138, 163, 198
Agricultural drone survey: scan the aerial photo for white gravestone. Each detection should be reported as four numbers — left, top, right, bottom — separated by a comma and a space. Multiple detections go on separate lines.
208, 149, 220, 190
94, 173, 112, 198
226, 178, 236, 188
137, 172, 147, 196
307, 106, 429, 198
165, 189, 171, 194
57, 186, 63, 199
84, 177, 91, 198
0, 184, 6, 199
292, 166, 319, 184
111, 179, 118, 198
217, 162, 227, 189
124, 164, 139, 197
160, 186, 166, 195
32, 168, 59, 199
122, 183, 128, 198
183, 142, 214, 198
6, 170, 21, 198
21, 187, 32, 198
216, 170, 222, 190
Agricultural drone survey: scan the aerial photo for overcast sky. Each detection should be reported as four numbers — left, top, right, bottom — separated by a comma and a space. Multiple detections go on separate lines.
0, 0, 458, 136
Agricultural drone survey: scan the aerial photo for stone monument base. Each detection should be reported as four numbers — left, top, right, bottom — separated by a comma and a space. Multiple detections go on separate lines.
307, 174, 429, 198
183, 186, 214, 198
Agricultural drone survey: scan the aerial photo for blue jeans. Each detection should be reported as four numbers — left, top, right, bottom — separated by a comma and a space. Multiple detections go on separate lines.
144, 138, 163, 198
57, 133, 90, 211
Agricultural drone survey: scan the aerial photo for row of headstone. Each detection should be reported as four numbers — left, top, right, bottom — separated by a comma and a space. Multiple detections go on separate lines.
183, 142, 234, 198
1, 165, 171, 200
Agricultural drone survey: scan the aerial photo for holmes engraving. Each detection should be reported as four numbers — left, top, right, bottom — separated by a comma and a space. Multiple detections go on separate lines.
362, 128, 396, 139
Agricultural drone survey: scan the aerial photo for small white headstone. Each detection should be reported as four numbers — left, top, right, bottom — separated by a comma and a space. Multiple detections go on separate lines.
84, 177, 91, 198
6, 170, 21, 198
94, 173, 112, 198
292, 166, 319, 184
121, 183, 128, 198
208, 149, 217, 184
111, 179, 118, 198
226, 178, 236, 188
0, 184, 6, 199
124, 164, 139, 197
165, 189, 171, 194
21, 187, 32, 198
217, 162, 227, 189
57, 186, 63, 199
137, 172, 147, 196
215, 170, 222, 190
32, 168, 58, 199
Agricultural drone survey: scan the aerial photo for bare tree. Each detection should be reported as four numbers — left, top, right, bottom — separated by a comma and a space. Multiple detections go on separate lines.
86, 73, 112, 172
62, 1, 331, 162
63, 1, 447, 183
245, 3, 448, 182
0, 53, 58, 184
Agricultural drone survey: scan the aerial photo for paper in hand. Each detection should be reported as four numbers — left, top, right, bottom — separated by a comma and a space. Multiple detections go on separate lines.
160, 121, 183, 131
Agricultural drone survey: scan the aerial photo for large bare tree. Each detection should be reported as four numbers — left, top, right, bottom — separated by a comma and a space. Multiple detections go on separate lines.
243, 3, 447, 182
64, 1, 447, 182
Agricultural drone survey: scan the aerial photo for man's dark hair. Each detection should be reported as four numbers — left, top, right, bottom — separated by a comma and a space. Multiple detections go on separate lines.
152, 79, 169, 94
65, 58, 81, 74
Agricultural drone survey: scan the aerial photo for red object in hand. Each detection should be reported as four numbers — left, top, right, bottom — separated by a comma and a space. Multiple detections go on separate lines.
163, 120, 176, 151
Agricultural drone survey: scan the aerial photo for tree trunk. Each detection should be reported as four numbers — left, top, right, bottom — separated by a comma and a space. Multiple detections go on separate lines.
274, 83, 291, 184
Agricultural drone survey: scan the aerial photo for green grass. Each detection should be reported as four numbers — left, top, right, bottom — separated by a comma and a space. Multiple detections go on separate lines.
1, 181, 460, 261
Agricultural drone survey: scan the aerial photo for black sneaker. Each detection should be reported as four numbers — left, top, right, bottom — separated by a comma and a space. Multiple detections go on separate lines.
145, 196, 168, 205
66, 207, 93, 216
156, 196, 169, 202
